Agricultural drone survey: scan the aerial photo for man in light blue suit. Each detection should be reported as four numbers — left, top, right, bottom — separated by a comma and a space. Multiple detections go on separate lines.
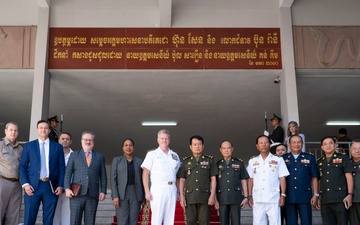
64, 131, 107, 225
20, 120, 65, 225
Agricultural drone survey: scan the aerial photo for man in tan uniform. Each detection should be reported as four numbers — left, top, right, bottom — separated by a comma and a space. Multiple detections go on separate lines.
0, 122, 23, 225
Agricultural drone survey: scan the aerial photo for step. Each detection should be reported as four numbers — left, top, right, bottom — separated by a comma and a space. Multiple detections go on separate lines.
18, 189, 323, 225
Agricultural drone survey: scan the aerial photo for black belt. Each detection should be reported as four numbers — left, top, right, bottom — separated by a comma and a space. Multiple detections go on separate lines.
0, 175, 19, 182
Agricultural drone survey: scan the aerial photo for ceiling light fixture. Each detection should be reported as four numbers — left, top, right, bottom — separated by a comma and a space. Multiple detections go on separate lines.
142, 121, 177, 126
326, 121, 360, 126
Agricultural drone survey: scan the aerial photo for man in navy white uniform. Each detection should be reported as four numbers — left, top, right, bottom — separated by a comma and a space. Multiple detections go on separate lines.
282, 135, 319, 225
247, 135, 289, 225
141, 129, 181, 225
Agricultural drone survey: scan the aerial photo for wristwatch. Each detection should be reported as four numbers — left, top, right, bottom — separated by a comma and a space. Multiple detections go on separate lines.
281, 193, 286, 197
314, 193, 320, 197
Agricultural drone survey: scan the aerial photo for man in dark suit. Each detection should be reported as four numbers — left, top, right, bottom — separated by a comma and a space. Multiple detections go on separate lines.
282, 135, 319, 225
64, 131, 107, 225
20, 120, 65, 225
111, 138, 144, 225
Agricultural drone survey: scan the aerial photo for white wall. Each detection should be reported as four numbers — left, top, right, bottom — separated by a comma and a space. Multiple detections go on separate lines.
292, 0, 360, 26
171, 0, 280, 27
49, 0, 281, 27
0, 0, 38, 26
50, 0, 159, 27
2, 0, 360, 27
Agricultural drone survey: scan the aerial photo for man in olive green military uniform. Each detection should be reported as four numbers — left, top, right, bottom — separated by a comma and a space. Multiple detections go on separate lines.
178, 135, 218, 225
214, 140, 249, 225
317, 136, 354, 225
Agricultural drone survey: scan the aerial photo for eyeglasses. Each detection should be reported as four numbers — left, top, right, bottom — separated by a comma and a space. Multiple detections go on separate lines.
82, 139, 94, 142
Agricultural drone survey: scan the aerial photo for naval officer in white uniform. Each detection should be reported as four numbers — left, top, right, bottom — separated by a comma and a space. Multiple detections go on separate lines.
247, 135, 289, 225
141, 129, 181, 225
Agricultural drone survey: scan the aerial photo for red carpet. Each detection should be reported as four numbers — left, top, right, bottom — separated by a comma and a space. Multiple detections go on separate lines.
112, 201, 220, 225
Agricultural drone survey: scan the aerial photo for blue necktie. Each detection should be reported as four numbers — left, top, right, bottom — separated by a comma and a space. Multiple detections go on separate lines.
40, 142, 47, 178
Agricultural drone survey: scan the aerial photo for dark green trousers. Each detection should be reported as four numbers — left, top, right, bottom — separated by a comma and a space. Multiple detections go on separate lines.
321, 202, 348, 225
349, 202, 360, 225
185, 203, 210, 225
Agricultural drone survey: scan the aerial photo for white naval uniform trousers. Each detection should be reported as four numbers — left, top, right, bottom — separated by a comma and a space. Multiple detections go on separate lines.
247, 154, 289, 225
141, 147, 181, 225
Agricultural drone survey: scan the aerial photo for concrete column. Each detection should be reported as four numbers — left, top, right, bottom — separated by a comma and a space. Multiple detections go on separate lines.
158, 0, 172, 27
279, 6, 300, 128
29, 6, 50, 140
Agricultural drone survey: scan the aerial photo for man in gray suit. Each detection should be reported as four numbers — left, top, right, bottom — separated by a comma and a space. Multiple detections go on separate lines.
111, 138, 144, 225
64, 131, 107, 225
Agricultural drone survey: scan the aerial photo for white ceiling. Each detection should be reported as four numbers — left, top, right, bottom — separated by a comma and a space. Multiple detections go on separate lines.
1, 69, 359, 163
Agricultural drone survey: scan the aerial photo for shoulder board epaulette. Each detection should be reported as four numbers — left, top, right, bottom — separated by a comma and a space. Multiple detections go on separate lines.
250, 155, 257, 159
235, 157, 244, 162
203, 154, 213, 159
216, 158, 222, 163
303, 152, 314, 156
317, 156, 325, 162
340, 152, 347, 156
182, 155, 192, 160
172, 150, 179, 155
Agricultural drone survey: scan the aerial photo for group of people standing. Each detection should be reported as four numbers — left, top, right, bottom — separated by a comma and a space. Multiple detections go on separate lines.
0, 115, 359, 225
120, 126, 360, 225
264, 114, 358, 225
0, 119, 107, 225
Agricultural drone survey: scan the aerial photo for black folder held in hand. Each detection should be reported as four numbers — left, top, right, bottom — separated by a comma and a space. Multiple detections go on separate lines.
49, 180, 58, 193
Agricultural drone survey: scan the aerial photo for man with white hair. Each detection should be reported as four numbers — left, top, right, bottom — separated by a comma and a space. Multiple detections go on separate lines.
141, 129, 181, 225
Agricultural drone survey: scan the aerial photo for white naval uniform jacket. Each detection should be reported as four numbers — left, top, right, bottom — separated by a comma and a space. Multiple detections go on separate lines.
247, 153, 289, 203
141, 147, 181, 183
